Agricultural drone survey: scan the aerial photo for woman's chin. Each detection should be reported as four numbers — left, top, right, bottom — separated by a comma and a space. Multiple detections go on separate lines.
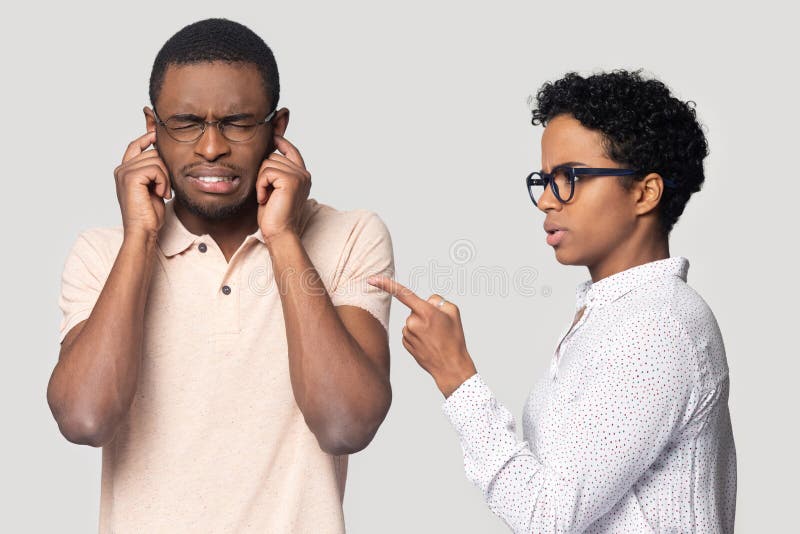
552, 247, 584, 267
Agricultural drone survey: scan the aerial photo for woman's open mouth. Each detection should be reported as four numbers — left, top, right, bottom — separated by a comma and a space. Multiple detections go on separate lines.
546, 229, 566, 247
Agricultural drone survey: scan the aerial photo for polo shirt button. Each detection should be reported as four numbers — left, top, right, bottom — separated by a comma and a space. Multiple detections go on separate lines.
221, 285, 232, 295
198, 242, 207, 253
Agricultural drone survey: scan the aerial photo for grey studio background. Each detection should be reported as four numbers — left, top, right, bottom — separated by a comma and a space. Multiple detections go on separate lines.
1, 1, 797, 532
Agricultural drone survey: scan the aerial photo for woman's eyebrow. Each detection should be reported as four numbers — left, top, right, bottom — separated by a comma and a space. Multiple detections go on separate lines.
553, 161, 589, 168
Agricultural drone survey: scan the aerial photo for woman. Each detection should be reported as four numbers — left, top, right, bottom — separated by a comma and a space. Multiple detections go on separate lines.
369, 70, 736, 533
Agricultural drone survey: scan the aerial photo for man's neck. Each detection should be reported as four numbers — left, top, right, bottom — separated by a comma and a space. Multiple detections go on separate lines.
173, 200, 260, 262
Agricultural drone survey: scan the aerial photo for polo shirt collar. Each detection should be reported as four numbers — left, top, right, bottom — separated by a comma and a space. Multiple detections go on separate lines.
575, 256, 689, 309
251, 227, 267, 245
247, 198, 319, 244
157, 198, 323, 257
157, 200, 268, 258
158, 200, 196, 257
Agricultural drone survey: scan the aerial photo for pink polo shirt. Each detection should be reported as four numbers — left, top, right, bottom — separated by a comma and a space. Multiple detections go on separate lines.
58, 198, 394, 533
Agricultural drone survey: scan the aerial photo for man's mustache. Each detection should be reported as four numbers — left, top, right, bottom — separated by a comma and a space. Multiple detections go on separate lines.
178, 162, 247, 177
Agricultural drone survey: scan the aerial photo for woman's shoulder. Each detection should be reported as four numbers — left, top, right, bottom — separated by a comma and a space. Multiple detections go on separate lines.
622, 278, 728, 386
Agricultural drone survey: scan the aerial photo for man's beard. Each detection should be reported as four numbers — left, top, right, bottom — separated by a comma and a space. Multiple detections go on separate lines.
156, 138, 273, 221
170, 176, 257, 220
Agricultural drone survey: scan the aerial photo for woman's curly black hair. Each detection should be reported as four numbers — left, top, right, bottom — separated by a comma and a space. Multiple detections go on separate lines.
530, 70, 707, 235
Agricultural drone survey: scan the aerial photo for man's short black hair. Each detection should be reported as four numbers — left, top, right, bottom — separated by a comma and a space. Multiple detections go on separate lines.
530, 70, 708, 235
149, 18, 279, 111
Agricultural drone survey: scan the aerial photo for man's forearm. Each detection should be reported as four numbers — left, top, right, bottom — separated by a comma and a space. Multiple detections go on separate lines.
48, 231, 158, 446
266, 231, 391, 455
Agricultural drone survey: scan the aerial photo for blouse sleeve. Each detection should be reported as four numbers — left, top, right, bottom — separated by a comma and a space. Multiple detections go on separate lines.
442, 317, 702, 533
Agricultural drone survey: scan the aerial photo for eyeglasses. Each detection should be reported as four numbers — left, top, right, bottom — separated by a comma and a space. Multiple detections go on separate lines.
525, 166, 676, 206
152, 108, 277, 143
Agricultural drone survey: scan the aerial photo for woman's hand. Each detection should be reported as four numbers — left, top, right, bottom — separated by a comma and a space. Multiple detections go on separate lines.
368, 276, 477, 397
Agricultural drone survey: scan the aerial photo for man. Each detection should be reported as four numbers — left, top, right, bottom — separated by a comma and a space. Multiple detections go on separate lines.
47, 18, 394, 533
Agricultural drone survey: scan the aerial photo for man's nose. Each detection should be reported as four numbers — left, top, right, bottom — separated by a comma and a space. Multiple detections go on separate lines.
194, 123, 231, 161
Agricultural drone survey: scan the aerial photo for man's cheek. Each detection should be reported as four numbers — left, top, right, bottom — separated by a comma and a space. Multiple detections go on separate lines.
154, 141, 178, 182
261, 139, 276, 161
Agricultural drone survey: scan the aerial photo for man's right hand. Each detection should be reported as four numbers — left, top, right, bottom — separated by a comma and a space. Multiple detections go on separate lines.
50, 130, 169, 446
114, 130, 172, 238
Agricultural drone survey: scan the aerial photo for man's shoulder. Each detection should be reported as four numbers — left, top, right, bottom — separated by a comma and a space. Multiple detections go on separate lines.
303, 198, 385, 224
69, 225, 124, 258
60, 226, 125, 283
78, 225, 124, 242
302, 198, 390, 240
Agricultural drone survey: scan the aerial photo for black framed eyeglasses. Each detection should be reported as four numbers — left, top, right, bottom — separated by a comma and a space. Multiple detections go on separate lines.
525, 166, 676, 206
152, 108, 277, 143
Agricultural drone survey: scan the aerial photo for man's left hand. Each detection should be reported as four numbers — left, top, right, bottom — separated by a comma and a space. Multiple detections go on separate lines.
257, 135, 312, 244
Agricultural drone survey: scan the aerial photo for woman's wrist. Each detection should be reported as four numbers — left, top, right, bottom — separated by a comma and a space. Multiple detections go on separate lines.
435, 355, 478, 398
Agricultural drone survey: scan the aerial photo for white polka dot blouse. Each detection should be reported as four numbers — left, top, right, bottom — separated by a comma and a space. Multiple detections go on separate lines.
442, 257, 736, 533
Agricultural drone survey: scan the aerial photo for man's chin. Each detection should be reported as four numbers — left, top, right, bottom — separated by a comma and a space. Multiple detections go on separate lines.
173, 187, 256, 221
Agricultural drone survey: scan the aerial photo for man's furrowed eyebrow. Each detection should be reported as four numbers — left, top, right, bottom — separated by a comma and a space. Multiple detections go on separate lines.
165, 112, 257, 121
168, 113, 204, 121
221, 113, 257, 121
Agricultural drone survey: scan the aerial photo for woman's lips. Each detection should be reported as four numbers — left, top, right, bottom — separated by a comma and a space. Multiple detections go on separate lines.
187, 175, 241, 194
546, 229, 566, 247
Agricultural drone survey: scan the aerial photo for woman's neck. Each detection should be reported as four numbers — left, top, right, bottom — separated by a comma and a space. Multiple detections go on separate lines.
588, 234, 670, 283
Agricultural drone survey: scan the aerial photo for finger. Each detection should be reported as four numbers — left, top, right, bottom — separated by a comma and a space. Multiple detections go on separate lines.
440, 302, 460, 320
266, 152, 311, 177
402, 322, 423, 340
255, 168, 295, 204
427, 294, 447, 310
126, 148, 161, 161
134, 165, 170, 199
260, 157, 302, 176
273, 135, 306, 169
257, 166, 294, 185
402, 325, 411, 341
124, 153, 169, 177
426, 294, 459, 316
122, 131, 156, 164
368, 276, 428, 312
127, 149, 164, 163
405, 313, 429, 336
121, 156, 172, 199
401, 335, 417, 356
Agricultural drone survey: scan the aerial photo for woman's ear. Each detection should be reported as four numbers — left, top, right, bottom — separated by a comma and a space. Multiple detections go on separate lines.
634, 172, 667, 216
